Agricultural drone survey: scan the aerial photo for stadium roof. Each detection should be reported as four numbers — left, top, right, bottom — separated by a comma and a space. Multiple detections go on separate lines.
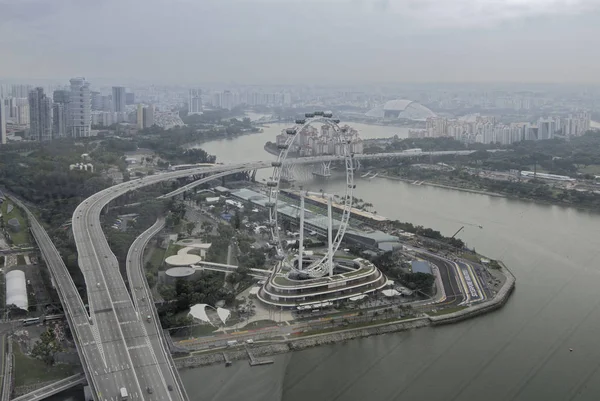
6, 270, 28, 310
366, 99, 436, 121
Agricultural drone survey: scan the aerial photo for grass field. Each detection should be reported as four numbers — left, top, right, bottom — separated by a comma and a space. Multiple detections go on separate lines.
241, 320, 277, 330
0, 202, 29, 246
164, 242, 183, 259
428, 306, 467, 316
12, 341, 75, 387
579, 165, 600, 175
148, 246, 166, 271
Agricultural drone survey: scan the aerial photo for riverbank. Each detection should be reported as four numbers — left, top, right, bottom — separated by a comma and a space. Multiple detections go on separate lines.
378, 174, 506, 198
173, 263, 516, 369
376, 172, 600, 213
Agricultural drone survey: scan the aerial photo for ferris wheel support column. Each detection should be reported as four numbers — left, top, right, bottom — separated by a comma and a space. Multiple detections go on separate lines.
327, 196, 333, 277
298, 193, 305, 271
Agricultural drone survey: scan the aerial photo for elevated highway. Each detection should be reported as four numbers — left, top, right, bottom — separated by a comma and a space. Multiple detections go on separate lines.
11, 374, 86, 401
8, 196, 105, 401
161, 149, 479, 198
126, 219, 189, 398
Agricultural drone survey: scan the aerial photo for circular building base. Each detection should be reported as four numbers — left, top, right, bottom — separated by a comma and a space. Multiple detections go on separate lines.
257, 258, 386, 309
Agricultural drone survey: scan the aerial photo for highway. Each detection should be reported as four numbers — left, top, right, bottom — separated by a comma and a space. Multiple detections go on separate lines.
9, 196, 109, 401
159, 150, 480, 198
11, 374, 86, 401
126, 219, 189, 401
74, 191, 186, 400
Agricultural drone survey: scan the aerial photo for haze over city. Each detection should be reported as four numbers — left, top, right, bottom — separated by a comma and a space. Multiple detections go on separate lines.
2, 0, 600, 84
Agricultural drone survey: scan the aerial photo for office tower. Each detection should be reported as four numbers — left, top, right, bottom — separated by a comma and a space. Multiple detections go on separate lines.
125, 92, 135, 105
16, 103, 29, 126
91, 91, 103, 110
137, 104, 144, 129
53, 90, 70, 138
11, 84, 32, 98
112, 86, 126, 113
189, 89, 202, 115
28, 87, 53, 141
143, 104, 154, 128
0, 98, 6, 144
69, 77, 91, 137
222, 90, 233, 110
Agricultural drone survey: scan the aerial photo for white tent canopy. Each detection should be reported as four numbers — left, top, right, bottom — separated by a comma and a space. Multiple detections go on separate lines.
188, 304, 213, 325
381, 289, 400, 297
216, 307, 231, 324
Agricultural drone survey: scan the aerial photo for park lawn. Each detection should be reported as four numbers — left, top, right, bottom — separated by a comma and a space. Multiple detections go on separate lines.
0, 202, 30, 246
12, 341, 75, 387
428, 306, 467, 316
148, 246, 166, 271
16, 254, 26, 265
241, 320, 277, 330
460, 252, 482, 263
579, 165, 600, 175
164, 242, 183, 259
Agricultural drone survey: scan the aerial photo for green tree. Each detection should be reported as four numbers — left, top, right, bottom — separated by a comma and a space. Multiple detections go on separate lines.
186, 221, 196, 235
30, 328, 63, 366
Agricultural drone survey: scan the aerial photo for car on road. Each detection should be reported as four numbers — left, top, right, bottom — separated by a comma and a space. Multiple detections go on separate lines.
147, 387, 153, 394
167, 385, 173, 391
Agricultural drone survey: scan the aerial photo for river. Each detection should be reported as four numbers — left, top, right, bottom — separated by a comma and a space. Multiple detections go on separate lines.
182, 120, 600, 401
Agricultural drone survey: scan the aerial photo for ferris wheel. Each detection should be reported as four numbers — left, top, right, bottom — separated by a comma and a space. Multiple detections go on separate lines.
267, 112, 356, 278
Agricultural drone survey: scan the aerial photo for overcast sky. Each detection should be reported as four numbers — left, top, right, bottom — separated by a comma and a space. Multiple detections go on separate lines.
2, 0, 600, 85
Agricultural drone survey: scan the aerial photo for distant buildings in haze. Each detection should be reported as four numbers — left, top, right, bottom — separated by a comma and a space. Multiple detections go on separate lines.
112, 86, 126, 113
52, 89, 69, 138
0, 99, 6, 144
409, 112, 591, 145
188, 89, 202, 115
69, 77, 92, 138
28, 87, 53, 141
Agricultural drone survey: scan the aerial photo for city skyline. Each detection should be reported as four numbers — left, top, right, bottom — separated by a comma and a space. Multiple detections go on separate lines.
2, 0, 600, 84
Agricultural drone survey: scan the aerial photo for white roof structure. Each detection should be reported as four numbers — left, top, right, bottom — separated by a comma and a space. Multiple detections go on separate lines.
165, 253, 201, 267
249, 286, 260, 295
381, 289, 401, 297
165, 267, 196, 278
188, 304, 213, 325
216, 307, 231, 324
6, 270, 27, 310
366, 99, 436, 121
348, 294, 367, 301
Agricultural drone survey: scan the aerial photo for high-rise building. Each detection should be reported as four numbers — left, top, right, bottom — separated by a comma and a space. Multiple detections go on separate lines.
0, 98, 6, 145
91, 91, 103, 110
16, 103, 29, 126
53, 90, 70, 138
137, 104, 144, 129
28, 87, 53, 141
143, 104, 154, 128
189, 89, 202, 115
125, 92, 135, 105
69, 77, 92, 138
112, 86, 126, 113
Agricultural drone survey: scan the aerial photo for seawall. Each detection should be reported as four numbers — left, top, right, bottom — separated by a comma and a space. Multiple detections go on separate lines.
173, 263, 516, 370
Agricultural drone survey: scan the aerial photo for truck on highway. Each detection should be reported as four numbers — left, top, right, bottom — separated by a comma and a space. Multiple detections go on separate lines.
120, 387, 128, 400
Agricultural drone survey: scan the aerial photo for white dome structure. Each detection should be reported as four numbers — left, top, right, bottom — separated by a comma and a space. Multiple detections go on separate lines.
366, 99, 435, 121
6, 270, 28, 310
